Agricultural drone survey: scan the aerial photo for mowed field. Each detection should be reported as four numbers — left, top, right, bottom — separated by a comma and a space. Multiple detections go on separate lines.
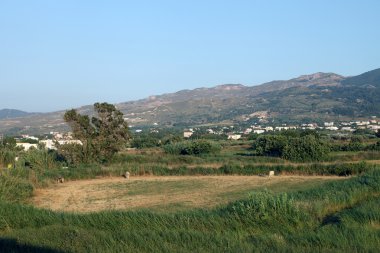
32, 175, 343, 213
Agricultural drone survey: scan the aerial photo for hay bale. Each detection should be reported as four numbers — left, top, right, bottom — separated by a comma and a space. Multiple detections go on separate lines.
269, 171, 275, 177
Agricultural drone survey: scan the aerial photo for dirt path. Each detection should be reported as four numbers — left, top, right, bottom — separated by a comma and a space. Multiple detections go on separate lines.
32, 175, 343, 213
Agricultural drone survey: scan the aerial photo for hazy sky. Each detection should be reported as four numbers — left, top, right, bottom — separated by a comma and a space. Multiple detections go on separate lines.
1, 0, 379, 112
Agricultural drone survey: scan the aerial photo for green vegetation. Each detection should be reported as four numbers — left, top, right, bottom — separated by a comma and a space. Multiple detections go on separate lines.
252, 131, 330, 162
163, 140, 221, 155
60, 102, 130, 164
0, 170, 379, 252
1, 112, 380, 252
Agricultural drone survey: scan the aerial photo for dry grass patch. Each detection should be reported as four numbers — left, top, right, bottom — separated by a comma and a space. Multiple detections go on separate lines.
32, 175, 343, 213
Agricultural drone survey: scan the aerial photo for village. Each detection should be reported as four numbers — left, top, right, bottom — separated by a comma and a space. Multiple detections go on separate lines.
7, 117, 380, 152
183, 118, 380, 140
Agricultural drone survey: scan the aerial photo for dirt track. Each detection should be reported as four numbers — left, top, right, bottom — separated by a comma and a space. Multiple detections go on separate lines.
32, 175, 342, 213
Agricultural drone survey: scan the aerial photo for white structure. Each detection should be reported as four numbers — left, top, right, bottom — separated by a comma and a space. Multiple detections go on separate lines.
253, 130, 265, 134
21, 135, 39, 141
368, 125, 380, 131
207, 129, 215, 134
324, 122, 334, 127
39, 139, 57, 150
228, 134, 241, 140
16, 143, 38, 151
275, 126, 289, 131
57, 140, 83, 145
356, 121, 370, 126
341, 127, 355, 132
244, 128, 253, 134
183, 131, 193, 138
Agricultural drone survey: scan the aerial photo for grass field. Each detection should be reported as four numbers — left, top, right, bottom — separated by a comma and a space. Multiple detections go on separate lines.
0, 170, 379, 252
1, 141, 380, 252
32, 175, 342, 213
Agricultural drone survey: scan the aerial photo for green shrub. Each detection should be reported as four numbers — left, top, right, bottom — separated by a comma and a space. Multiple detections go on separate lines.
163, 140, 221, 156
252, 133, 330, 162
0, 169, 34, 203
252, 135, 287, 157
282, 135, 330, 162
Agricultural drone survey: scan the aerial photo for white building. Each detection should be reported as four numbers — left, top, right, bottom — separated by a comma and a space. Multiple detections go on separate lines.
184, 131, 193, 138
325, 126, 339, 131
244, 128, 252, 134
228, 134, 241, 140
39, 139, 57, 150
207, 129, 215, 134
57, 140, 83, 146
16, 143, 38, 151
275, 126, 289, 131
356, 121, 370, 126
341, 127, 355, 132
368, 125, 380, 131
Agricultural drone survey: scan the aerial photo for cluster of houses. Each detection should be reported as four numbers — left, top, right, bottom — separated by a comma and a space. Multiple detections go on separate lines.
5, 117, 380, 150
183, 118, 380, 140
15, 132, 82, 151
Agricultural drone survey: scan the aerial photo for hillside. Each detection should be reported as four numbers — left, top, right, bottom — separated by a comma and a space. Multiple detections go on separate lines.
0, 109, 34, 120
0, 68, 379, 134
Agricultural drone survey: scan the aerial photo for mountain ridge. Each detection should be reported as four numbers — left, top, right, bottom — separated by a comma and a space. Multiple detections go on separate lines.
0, 68, 379, 134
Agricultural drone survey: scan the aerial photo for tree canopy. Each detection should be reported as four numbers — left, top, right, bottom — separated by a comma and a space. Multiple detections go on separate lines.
60, 102, 130, 164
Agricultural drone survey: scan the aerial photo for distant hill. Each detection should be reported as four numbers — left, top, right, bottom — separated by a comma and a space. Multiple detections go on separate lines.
0, 68, 379, 134
0, 109, 34, 120
342, 68, 380, 87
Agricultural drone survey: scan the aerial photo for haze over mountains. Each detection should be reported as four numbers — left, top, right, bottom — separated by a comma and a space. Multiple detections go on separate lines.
1, 68, 379, 134
0, 109, 35, 120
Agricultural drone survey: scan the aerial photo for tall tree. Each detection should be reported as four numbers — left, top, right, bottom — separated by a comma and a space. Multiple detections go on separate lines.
61, 102, 130, 164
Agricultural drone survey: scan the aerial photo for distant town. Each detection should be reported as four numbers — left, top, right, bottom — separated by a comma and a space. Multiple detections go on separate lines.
6, 117, 380, 151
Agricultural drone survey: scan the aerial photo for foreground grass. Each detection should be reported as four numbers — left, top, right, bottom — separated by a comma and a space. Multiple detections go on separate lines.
1, 170, 380, 252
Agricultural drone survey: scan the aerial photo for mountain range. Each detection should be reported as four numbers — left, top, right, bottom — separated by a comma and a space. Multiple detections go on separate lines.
1, 68, 379, 135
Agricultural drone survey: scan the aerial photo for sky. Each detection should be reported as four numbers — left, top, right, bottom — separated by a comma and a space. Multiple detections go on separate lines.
0, 0, 379, 112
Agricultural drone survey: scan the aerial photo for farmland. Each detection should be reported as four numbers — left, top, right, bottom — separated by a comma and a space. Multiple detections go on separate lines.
1, 129, 380, 252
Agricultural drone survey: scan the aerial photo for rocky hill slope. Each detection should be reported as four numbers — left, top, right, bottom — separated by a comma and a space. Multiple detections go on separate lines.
1, 68, 379, 134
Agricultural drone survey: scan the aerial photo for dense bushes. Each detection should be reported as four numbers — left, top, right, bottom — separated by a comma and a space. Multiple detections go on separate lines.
0, 149, 16, 168
163, 140, 221, 155
223, 191, 303, 224
282, 135, 330, 162
0, 137, 18, 168
252, 132, 330, 162
252, 135, 287, 157
0, 169, 34, 203
330, 139, 380, 152
130, 135, 160, 149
